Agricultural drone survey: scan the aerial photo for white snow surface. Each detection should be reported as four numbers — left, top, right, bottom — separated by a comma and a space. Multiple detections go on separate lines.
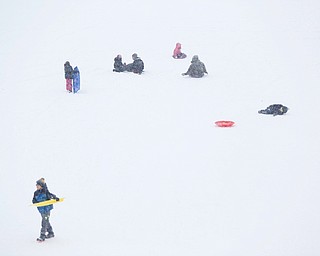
1, 0, 320, 255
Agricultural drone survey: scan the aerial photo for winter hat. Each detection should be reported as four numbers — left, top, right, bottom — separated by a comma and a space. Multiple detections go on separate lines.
191, 55, 199, 62
36, 179, 45, 187
132, 53, 138, 60
65, 61, 70, 66
280, 106, 288, 113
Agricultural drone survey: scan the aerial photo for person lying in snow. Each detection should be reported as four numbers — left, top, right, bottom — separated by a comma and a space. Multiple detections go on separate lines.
125, 53, 144, 74
258, 104, 289, 116
182, 55, 208, 78
172, 43, 187, 59
113, 54, 126, 72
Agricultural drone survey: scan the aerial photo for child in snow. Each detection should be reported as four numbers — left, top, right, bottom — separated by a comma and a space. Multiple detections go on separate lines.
64, 61, 74, 92
113, 54, 126, 72
32, 178, 59, 242
258, 104, 288, 116
172, 43, 187, 59
182, 55, 208, 78
125, 53, 144, 74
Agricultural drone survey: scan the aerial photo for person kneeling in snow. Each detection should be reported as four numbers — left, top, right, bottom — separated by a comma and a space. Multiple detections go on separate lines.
125, 53, 144, 74
182, 55, 208, 78
113, 54, 126, 72
32, 178, 59, 242
258, 104, 288, 116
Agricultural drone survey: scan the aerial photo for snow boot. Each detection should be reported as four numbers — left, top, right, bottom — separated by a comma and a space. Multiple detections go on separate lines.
46, 233, 55, 239
36, 237, 45, 242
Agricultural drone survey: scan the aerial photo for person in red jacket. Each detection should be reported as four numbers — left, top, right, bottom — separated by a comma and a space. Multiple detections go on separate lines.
172, 43, 187, 59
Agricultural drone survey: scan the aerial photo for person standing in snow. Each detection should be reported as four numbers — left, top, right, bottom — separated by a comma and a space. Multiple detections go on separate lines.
172, 43, 187, 59
125, 53, 144, 74
64, 61, 74, 92
182, 55, 208, 78
32, 178, 59, 242
113, 54, 126, 72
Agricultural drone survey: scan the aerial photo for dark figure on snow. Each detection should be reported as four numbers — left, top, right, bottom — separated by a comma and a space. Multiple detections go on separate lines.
33, 178, 60, 242
182, 55, 208, 78
64, 61, 74, 92
258, 104, 289, 116
113, 54, 126, 72
125, 53, 144, 74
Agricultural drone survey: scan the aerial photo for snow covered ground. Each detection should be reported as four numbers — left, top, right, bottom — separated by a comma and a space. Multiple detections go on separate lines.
1, 0, 320, 255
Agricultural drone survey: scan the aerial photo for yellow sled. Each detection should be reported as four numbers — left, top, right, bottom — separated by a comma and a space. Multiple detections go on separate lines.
31, 198, 64, 207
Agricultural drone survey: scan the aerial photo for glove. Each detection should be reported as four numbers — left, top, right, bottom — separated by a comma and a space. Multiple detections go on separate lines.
182, 73, 186, 76
55, 197, 60, 201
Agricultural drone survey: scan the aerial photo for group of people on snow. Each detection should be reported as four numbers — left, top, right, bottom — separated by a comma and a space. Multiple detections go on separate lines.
113, 53, 144, 74
65, 43, 288, 115
112, 43, 208, 78
64, 61, 80, 93
172, 43, 208, 78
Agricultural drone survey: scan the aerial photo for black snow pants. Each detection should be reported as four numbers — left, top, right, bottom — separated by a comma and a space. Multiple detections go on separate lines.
40, 212, 54, 238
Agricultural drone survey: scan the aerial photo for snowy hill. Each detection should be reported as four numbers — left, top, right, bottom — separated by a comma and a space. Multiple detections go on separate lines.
1, 0, 320, 255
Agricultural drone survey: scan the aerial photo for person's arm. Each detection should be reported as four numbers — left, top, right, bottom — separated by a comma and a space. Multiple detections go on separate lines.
182, 65, 192, 76
47, 191, 59, 201
202, 63, 208, 74
32, 192, 38, 204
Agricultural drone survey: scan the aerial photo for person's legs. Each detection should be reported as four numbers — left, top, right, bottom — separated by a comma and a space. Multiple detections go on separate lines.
40, 212, 54, 239
66, 79, 72, 92
125, 63, 133, 72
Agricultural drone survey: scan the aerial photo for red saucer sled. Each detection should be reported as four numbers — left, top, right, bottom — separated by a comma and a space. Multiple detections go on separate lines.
215, 121, 235, 127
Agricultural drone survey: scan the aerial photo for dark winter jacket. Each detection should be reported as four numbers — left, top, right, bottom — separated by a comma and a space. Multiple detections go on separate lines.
183, 55, 207, 78
126, 57, 144, 74
64, 62, 74, 79
32, 188, 58, 214
113, 55, 126, 72
258, 104, 288, 116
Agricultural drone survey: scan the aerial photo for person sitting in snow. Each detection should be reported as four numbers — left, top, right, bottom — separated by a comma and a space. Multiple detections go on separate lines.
182, 55, 208, 78
172, 43, 187, 59
258, 104, 289, 116
113, 54, 126, 72
125, 53, 144, 74
64, 61, 74, 92
32, 178, 60, 242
